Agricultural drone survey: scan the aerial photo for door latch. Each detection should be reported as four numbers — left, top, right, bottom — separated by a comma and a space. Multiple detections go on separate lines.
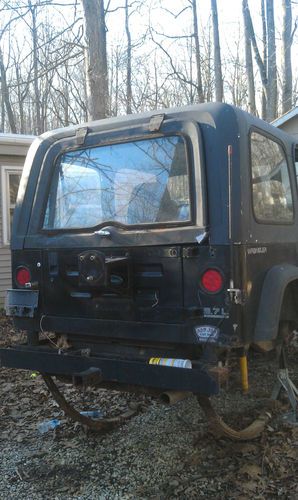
227, 288, 245, 305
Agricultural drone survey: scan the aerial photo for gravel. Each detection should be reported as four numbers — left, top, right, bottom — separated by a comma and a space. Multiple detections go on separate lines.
0, 391, 211, 499
1, 376, 297, 500
1, 318, 297, 499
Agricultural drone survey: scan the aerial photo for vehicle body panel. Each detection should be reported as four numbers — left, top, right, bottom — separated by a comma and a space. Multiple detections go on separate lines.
2, 103, 298, 395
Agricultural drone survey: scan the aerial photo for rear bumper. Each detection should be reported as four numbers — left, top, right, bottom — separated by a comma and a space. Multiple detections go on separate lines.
13, 314, 233, 347
8, 291, 235, 347
0, 345, 219, 396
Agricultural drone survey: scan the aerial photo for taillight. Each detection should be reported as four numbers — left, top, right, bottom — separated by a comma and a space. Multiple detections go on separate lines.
201, 269, 224, 293
15, 266, 31, 287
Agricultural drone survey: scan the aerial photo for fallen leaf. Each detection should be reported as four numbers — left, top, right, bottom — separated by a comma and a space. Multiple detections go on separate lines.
239, 463, 262, 479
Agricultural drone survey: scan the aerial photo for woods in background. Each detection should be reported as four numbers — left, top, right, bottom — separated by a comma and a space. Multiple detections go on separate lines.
0, 0, 297, 134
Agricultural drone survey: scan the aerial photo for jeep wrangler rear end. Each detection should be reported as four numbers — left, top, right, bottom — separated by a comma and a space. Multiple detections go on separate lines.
1, 103, 297, 438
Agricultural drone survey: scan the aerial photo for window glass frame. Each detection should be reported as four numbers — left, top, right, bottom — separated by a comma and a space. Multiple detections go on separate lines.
249, 128, 294, 225
42, 133, 193, 232
294, 144, 298, 190
1, 166, 23, 245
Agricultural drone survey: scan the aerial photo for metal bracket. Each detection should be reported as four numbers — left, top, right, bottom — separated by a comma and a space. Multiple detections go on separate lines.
75, 127, 89, 145
149, 114, 165, 132
5, 289, 39, 318
196, 231, 208, 245
271, 368, 298, 424
94, 228, 111, 237
72, 367, 102, 386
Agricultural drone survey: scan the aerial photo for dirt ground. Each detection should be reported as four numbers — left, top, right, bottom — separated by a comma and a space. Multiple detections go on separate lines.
0, 316, 297, 499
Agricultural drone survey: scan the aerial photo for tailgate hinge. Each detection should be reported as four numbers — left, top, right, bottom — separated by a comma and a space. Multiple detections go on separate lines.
75, 126, 89, 145
149, 113, 165, 132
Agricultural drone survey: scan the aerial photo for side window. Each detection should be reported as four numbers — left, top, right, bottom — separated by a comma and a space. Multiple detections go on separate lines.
1, 166, 23, 245
295, 146, 298, 184
251, 132, 293, 223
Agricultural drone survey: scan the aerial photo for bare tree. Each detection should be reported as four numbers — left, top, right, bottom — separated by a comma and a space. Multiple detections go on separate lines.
149, 1, 205, 104
125, 0, 132, 114
12, 40, 31, 133
243, 0, 277, 121
0, 0, 297, 131
281, 0, 294, 114
261, 0, 267, 118
211, 0, 223, 102
266, 0, 277, 121
242, 0, 256, 114
225, 25, 248, 110
0, 2, 30, 133
81, 0, 108, 120
200, 19, 213, 102
0, 47, 17, 132
109, 45, 121, 116
191, 0, 204, 103
28, 1, 42, 134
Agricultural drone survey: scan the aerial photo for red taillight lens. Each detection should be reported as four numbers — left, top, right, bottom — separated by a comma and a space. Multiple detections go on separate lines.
16, 267, 31, 286
201, 269, 223, 293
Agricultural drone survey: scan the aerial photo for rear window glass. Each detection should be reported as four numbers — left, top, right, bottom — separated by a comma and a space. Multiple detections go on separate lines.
251, 132, 293, 223
43, 135, 190, 229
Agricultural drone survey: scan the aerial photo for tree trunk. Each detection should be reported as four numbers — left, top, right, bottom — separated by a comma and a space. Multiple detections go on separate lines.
63, 82, 70, 126
115, 48, 119, 116
244, 0, 269, 119
191, 0, 204, 103
125, 0, 132, 114
153, 54, 159, 109
30, 2, 42, 134
211, 0, 223, 102
81, 0, 109, 120
242, 0, 256, 114
281, 0, 292, 114
204, 24, 212, 102
188, 36, 195, 104
1, 95, 4, 132
1, 88, 4, 132
266, 0, 277, 121
0, 48, 17, 133
15, 64, 25, 133
261, 0, 267, 119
